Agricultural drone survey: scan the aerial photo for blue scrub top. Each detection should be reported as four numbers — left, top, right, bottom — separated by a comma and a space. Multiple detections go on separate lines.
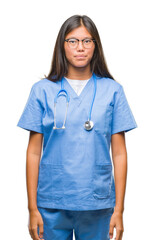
17, 73, 138, 211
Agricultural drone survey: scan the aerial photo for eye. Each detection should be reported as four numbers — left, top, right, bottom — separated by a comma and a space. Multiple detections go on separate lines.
68, 39, 77, 44
84, 39, 92, 44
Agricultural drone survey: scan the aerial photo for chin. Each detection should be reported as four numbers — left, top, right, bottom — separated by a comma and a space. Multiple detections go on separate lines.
72, 61, 89, 68
76, 65, 88, 68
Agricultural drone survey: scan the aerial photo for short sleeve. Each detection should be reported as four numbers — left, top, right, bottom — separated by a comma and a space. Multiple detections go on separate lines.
17, 84, 44, 134
111, 85, 138, 135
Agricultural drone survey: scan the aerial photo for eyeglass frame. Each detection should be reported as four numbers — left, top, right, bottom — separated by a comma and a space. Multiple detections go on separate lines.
64, 37, 96, 49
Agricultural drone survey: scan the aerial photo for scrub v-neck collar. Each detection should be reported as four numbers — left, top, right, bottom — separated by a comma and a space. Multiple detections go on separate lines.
62, 73, 95, 104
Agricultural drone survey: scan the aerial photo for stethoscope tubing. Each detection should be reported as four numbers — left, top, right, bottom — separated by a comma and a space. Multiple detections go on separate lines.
54, 89, 70, 103
88, 74, 96, 121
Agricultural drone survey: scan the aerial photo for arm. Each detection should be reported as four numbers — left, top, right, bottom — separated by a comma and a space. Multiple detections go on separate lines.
26, 131, 44, 240
111, 131, 127, 213
26, 131, 43, 211
109, 131, 126, 239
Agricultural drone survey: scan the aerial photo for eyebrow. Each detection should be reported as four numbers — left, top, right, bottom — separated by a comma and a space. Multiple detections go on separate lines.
67, 36, 92, 39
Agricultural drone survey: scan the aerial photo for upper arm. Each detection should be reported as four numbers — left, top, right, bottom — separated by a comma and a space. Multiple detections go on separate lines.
27, 131, 43, 156
111, 85, 138, 135
111, 131, 127, 159
17, 83, 44, 134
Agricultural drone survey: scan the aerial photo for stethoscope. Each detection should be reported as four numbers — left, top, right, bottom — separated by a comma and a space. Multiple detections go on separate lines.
53, 73, 97, 131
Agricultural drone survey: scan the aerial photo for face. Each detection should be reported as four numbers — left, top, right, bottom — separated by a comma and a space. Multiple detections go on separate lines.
64, 25, 95, 69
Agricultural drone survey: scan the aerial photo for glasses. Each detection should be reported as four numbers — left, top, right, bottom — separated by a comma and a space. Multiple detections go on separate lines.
64, 38, 96, 49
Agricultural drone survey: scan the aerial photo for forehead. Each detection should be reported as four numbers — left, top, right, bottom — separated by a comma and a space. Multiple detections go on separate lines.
65, 26, 92, 39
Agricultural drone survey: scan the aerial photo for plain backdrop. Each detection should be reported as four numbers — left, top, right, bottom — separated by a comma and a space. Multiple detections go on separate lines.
0, 0, 153, 239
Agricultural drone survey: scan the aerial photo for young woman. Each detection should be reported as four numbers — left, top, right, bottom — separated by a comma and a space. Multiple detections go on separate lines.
17, 15, 137, 240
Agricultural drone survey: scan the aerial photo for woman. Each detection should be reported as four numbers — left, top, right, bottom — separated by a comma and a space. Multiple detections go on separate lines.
17, 15, 137, 240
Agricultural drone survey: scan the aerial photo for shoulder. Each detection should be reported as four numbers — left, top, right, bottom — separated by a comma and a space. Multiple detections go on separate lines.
32, 78, 56, 89
31, 78, 59, 96
95, 75, 123, 93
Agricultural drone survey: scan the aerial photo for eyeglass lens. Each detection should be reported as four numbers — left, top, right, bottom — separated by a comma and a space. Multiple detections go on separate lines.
67, 39, 94, 48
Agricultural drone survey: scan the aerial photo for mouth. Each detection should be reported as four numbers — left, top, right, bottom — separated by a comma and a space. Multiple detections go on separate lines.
75, 55, 86, 59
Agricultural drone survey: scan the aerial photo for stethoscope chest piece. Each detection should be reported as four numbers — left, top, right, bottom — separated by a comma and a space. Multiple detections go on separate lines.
84, 120, 94, 131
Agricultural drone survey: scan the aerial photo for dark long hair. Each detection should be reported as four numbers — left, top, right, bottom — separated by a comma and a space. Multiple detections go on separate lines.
42, 15, 115, 82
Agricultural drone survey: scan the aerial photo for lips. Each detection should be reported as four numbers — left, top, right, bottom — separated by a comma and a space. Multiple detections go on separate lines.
75, 55, 86, 58
76, 55, 86, 57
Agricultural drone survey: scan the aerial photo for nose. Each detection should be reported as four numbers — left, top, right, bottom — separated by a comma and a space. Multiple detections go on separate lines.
76, 40, 84, 50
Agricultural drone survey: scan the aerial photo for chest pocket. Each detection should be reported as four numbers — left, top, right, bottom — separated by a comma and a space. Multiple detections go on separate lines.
93, 103, 113, 136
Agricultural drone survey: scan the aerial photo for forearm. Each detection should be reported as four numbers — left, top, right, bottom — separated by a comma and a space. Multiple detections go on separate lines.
26, 150, 40, 211
113, 153, 127, 213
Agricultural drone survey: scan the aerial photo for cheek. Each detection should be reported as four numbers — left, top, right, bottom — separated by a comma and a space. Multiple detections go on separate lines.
64, 46, 74, 60
86, 49, 95, 62
88, 47, 95, 58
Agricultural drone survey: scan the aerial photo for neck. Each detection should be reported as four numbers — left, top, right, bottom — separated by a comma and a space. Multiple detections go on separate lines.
65, 65, 92, 80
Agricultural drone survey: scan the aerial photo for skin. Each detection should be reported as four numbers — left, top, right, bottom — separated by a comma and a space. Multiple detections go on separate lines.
27, 25, 126, 240
27, 131, 44, 240
64, 25, 95, 80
